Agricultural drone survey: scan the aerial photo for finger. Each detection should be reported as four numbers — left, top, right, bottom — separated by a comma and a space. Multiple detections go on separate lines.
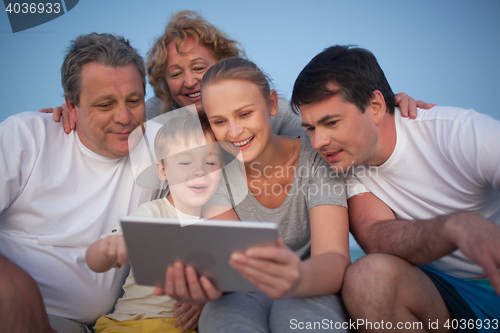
237, 267, 287, 298
408, 96, 418, 119
173, 303, 192, 318
164, 265, 176, 297
245, 246, 292, 263
174, 305, 196, 326
173, 301, 182, 308
185, 266, 207, 302
416, 100, 436, 110
483, 260, 500, 296
153, 286, 165, 295
53, 109, 62, 123
106, 238, 119, 260
60, 105, 72, 133
38, 107, 52, 113
117, 238, 129, 266
395, 93, 409, 118
179, 308, 201, 332
231, 256, 290, 280
199, 276, 222, 300
173, 262, 190, 300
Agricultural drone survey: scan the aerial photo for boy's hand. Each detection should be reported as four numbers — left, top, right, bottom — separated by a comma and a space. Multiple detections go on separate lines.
173, 302, 204, 332
154, 262, 222, 304
99, 235, 128, 268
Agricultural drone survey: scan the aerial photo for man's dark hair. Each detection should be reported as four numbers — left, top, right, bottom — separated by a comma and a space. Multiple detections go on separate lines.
291, 45, 395, 115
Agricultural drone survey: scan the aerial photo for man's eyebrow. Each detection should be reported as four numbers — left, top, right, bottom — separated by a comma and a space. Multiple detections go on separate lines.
301, 114, 340, 128
91, 95, 116, 104
316, 114, 340, 124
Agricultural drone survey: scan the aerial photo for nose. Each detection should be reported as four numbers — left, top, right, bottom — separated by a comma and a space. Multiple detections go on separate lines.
228, 120, 243, 139
311, 128, 331, 151
113, 103, 132, 125
192, 161, 208, 178
183, 70, 200, 89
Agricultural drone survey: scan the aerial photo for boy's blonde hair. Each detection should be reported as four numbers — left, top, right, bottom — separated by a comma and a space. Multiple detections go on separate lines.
146, 10, 245, 112
154, 111, 214, 161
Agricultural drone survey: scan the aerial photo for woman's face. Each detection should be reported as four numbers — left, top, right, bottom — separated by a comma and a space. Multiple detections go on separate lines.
165, 37, 217, 113
202, 79, 278, 164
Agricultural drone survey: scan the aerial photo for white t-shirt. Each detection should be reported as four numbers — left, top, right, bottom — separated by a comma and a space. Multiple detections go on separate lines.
0, 112, 154, 325
347, 107, 500, 279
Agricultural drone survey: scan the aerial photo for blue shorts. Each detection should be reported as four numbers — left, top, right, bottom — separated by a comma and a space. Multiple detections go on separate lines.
420, 267, 500, 332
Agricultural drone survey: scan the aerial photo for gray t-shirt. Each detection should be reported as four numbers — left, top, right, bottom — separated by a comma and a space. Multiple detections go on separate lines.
145, 96, 304, 138
205, 134, 346, 260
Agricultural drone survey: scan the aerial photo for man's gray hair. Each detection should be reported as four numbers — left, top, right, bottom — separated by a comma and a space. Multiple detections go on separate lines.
61, 32, 146, 105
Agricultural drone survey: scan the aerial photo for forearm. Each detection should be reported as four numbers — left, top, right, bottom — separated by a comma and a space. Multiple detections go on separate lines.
357, 212, 473, 265
85, 240, 117, 272
292, 252, 350, 297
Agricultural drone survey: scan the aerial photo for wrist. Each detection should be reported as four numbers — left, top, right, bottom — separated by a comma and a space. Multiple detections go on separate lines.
443, 212, 474, 246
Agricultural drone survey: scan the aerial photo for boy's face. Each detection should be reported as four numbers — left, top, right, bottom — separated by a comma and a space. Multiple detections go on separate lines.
156, 133, 222, 215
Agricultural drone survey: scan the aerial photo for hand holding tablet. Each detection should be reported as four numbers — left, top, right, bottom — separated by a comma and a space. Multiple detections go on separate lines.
120, 216, 279, 296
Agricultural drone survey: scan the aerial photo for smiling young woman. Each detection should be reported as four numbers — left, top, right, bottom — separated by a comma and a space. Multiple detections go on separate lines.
158, 57, 351, 332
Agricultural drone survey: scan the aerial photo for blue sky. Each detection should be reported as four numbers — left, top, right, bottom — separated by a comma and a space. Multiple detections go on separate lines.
1, 0, 500, 123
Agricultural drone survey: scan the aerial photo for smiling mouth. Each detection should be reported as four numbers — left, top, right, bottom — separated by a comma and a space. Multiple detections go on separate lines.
327, 150, 341, 157
186, 92, 201, 98
114, 132, 131, 137
232, 136, 255, 147
189, 185, 208, 194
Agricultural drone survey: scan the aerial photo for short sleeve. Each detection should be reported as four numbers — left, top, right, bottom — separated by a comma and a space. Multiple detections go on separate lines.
0, 114, 41, 213
345, 173, 369, 199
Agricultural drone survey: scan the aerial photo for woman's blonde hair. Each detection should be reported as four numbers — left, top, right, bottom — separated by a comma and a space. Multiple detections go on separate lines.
146, 10, 245, 112
201, 57, 272, 102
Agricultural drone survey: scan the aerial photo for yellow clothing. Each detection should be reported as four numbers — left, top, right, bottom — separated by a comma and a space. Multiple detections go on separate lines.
95, 316, 197, 333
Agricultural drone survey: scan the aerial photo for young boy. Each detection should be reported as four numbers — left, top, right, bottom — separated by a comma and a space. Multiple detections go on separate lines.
86, 111, 222, 333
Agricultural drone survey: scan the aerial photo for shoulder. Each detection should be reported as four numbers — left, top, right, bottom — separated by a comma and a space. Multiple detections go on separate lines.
2, 111, 54, 130
131, 197, 177, 218
272, 97, 303, 138
400, 106, 500, 146
1, 112, 62, 147
403, 106, 494, 128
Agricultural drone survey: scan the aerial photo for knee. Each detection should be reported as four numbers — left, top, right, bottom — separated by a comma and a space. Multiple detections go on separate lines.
342, 253, 404, 304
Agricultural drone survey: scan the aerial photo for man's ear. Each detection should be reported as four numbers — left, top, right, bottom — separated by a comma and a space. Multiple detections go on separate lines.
269, 90, 278, 117
65, 93, 78, 124
368, 90, 387, 125
155, 161, 168, 182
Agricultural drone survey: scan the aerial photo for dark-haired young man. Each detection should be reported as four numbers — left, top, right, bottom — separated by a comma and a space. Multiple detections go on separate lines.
292, 45, 500, 332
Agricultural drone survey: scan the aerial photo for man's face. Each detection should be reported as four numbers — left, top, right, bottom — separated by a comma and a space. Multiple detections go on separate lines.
67, 62, 146, 159
300, 89, 379, 171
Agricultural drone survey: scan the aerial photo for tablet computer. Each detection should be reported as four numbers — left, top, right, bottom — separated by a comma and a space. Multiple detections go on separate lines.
120, 216, 278, 292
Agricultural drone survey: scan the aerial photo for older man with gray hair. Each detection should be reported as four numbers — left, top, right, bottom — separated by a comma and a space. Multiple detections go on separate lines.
0, 33, 154, 332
